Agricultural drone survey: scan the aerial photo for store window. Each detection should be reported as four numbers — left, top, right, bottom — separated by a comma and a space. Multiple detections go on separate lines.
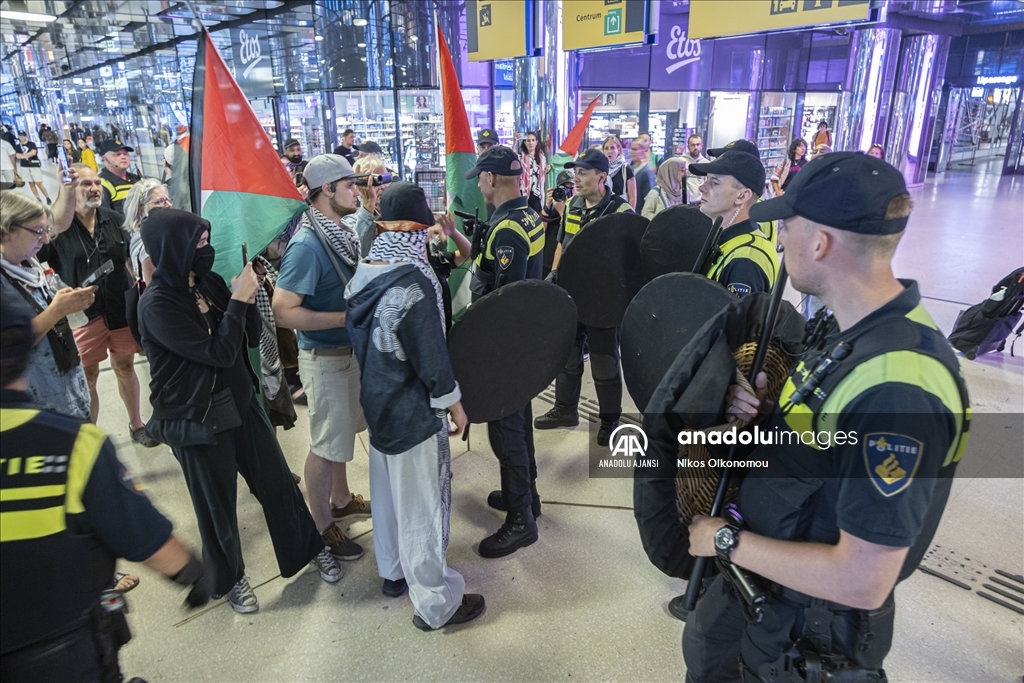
711, 35, 765, 91
708, 92, 750, 150
763, 32, 809, 92
332, 91, 398, 166
800, 93, 838, 148
806, 32, 849, 88
283, 93, 326, 157
580, 91, 643, 150
757, 92, 797, 171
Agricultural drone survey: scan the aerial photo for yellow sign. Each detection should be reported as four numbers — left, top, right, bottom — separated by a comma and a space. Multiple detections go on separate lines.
689, 0, 871, 39
467, 0, 530, 62
562, 0, 649, 51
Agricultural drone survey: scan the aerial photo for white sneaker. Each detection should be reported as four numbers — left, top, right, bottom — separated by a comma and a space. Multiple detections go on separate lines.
227, 576, 259, 614
313, 547, 342, 583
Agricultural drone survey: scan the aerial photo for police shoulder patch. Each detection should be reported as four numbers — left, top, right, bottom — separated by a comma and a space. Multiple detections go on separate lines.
863, 433, 923, 497
496, 246, 514, 270
727, 283, 751, 297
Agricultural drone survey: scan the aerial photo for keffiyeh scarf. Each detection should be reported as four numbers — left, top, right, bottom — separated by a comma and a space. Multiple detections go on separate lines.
302, 206, 361, 269
366, 227, 446, 329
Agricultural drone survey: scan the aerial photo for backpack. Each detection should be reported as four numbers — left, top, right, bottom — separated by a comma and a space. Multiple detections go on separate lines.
948, 267, 1024, 360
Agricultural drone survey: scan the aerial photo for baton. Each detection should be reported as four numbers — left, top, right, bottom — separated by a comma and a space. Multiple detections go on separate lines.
683, 261, 789, 611
692, 216, 723, 275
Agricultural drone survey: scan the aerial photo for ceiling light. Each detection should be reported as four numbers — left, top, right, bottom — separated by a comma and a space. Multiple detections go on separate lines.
314, 35, 323, 41
360, 57, 366, 61
353, 18, 368, 26
1, 10, 57, 22
409, 35, 418, 42
357, 42, 366, 48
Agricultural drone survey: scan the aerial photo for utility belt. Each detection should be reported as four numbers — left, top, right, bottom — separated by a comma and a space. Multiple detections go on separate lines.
94, 589, 132, 683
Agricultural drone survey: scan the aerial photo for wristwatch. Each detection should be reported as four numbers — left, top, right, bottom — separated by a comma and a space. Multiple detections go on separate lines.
714, 524, 741, 563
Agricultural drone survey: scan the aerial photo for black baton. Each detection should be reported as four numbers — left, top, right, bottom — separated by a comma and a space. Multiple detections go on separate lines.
692, 215, 723, 275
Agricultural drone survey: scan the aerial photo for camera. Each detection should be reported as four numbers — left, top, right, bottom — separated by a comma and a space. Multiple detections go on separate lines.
354, 172, 394, 187
552, 185, 573, 202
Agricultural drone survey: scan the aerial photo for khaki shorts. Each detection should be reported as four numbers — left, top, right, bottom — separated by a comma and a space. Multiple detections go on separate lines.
299, 348, 367, 463
20, 166, 43, 183
73, 315, 141, 367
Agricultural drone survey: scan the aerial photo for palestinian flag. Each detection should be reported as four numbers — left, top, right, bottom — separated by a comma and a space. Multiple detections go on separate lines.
548, 95, 602, 186
437, 24, 487, 321
190, 30, 307, 282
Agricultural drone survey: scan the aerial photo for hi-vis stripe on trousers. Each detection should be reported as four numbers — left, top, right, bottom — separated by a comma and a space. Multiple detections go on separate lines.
368, 425, 465, 629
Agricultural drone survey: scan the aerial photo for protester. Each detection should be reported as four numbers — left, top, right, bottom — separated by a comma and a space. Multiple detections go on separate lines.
138, 208, 342, 613
345, 181, 485, 631
602, 135, 635, 209
0, 191, 93, 419
641, 157, 685, 220
518, 131, 548, 216
281, 138, 308, 188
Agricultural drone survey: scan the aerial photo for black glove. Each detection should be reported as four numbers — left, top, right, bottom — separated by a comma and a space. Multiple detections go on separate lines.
170, 554, 212, 608
545, 269, 558, 285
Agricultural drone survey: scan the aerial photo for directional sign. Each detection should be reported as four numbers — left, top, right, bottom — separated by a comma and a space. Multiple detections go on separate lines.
562, 0, 650, 51
467, 0, 532, 61
689, 0, 871, 39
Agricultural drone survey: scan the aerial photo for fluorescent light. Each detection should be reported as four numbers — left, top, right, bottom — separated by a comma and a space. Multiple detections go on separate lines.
357, 42, 366, 48
353, 18, 367, 26
314, 35, 323, 41
1, 10, 57, 22
409, 35, 418, 42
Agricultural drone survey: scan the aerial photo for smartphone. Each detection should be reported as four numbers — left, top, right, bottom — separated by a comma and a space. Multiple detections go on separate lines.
241, 242, 248, 267
57, 144, 71, 184
81, 259, 114, 287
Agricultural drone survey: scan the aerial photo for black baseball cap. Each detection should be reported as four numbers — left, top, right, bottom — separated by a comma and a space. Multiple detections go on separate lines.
555, 170, 574, 186
707, 139, 759, 158
565, 148, 609, 174
356, 141, 383, 155
750, 152, 909, 235
465, 145, 522, 179
477, 129, 498, 145
98, 140, 134, 155
283, 138, 301, 149
688, 150, 766, 194
378, 181, 435, 227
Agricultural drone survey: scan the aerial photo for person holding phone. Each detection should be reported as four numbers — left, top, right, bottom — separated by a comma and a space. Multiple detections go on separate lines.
37, 163, 156, 447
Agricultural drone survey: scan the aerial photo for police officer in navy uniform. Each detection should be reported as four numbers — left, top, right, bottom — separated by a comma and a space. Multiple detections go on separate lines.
535, 148, 634, 446
688, 150, 778, 298
0, 298, 212, 682
682, 153, 970, 682
465, 145, 544, 557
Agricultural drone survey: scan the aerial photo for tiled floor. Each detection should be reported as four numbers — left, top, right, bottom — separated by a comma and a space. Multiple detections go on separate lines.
23, 161, 1024, 681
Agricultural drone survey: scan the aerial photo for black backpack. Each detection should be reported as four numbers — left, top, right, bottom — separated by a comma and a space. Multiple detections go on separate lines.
948, 267, 1024, 360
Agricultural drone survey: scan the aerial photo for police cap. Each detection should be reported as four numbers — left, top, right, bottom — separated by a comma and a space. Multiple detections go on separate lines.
688, 151, 766, 195
750, 152, 909, 235
465, 145, 522, 179
565, 148, 610, 174
706, 139, 759, 158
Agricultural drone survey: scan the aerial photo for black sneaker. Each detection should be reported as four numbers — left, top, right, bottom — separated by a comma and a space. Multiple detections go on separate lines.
479, 509, 538, 559
413, 593, 485, 632
130, 424, 160, 448
383, 577, 408, 598
668, 595, 689, 622
321, 523, 364, 561
486, 489, 542, 518
597, 419, 619, 447
534, 404, 579, 430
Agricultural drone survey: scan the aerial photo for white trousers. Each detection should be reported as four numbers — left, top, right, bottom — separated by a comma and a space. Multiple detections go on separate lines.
368, 426, 465, 628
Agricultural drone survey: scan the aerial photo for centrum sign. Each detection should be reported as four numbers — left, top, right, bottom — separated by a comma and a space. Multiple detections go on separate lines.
562, 0, 651, 51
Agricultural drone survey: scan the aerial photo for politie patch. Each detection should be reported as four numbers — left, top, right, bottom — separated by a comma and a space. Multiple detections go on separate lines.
496, 246, 514, 270
863, 433, 923, 497
727, 283, 751, 297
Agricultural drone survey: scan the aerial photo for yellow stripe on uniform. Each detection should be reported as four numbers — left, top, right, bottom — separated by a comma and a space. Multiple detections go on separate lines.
0, 485, 67, 502
0, 507, 65, 542
65, 423, 106, 515
0, 408, 40, 432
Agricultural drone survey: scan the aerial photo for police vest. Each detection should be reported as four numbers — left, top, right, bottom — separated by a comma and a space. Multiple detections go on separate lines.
471, 220, 532, 297
99, 170, 133, 210
563, 195, 632, 240
707, 229, 779, 289
0, 408, 112, 655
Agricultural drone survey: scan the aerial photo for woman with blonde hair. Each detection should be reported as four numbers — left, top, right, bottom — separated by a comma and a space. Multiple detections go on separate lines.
641, 157, 685, 220
602, 135, 636, 209
123, 178, 171, 285
0, 191, 94, 419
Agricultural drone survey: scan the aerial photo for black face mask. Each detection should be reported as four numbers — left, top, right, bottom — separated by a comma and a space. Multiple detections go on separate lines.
192, 245, 215, 278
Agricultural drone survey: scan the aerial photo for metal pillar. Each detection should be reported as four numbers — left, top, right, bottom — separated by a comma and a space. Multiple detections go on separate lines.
834, 28, 902, 154
886, 34, 950, 185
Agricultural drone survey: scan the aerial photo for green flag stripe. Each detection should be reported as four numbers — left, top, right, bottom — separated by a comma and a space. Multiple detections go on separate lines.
205, 190, 308, 282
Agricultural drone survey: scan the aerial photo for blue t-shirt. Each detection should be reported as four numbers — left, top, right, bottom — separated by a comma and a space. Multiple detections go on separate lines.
275, 227, 355, 349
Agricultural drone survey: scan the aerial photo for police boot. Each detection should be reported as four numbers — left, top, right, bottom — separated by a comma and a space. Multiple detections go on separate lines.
486, 484, 542, 518
478, 507, 539, 558
534, 403, 579, 430
597, 419, 620, 447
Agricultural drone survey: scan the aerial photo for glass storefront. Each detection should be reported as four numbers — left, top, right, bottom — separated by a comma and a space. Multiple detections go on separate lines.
282, 93, 326, 157
708, 92, 750, 151
801, 92, 838, 147
758, 92, 797, 171
580, 91, 642, 150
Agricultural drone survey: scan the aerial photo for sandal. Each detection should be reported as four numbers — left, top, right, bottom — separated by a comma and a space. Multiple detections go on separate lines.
112, 572, 140, 594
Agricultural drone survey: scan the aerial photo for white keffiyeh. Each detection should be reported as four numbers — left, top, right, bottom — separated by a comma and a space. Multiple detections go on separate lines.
302, 206, 361, 269
366, 228, 445, 328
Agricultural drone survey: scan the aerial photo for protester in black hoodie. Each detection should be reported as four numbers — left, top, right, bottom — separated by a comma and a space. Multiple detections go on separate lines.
137, 208, 341, 614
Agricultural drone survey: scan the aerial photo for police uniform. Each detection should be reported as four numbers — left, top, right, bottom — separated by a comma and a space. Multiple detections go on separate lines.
681, 153, 970, 682
1, 388, 173, 681
706, 219, 778, 297
546, 181, 633, 432
465, 146, 545, 556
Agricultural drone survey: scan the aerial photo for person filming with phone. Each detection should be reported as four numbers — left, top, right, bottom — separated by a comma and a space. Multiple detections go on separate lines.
37, 163, 157, 447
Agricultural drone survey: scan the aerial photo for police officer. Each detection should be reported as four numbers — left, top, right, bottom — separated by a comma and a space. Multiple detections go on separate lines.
705, 139, 779, 245
682, 153, 970, 682
536, 148, 633, 446
97, 141, 140, 215
476, 128, 499, 156
0, 298, 212, 682
465, 145, 543, 557
688, 150, 778, 298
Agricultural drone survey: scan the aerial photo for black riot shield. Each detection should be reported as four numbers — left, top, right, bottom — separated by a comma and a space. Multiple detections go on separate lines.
640, 205, 715, 281
620, 273, 735, 413
448, 279, 578, 423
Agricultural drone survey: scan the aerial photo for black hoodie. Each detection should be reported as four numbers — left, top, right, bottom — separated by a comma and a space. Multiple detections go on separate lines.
137, 209, 260, 422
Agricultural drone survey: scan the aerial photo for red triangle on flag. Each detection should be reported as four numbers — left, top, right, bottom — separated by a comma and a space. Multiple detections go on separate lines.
437, 25, 475, 155
196, 32, 302, 200
559, 96, 602, 157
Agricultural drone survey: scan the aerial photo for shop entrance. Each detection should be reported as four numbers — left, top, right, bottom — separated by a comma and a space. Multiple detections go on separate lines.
940, 86, 1021, 169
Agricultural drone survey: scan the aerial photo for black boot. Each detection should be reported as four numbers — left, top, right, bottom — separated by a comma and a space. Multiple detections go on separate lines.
486, 486, 542, 518
668, 595, 689, 622
479, 507, 538, 558
597, 419, 620, 447
534, 404, 579, 430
